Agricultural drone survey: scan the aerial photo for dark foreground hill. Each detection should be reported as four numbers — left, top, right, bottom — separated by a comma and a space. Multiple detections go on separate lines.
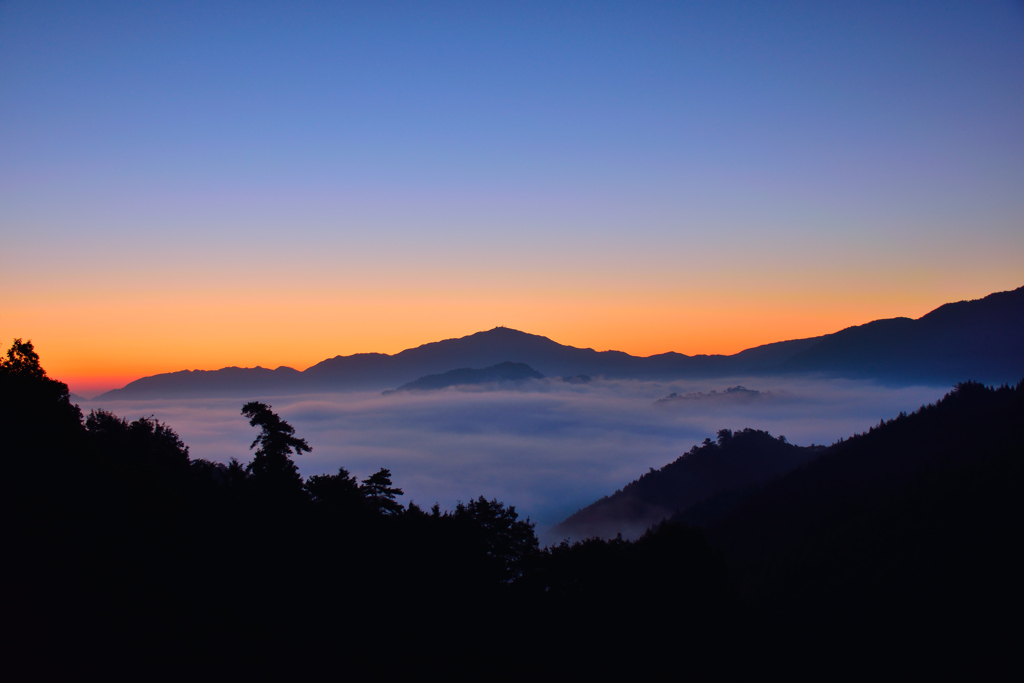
0, 341, 735, 675
556, 429, 823, 539
703, 380, 1024, 597
96, 286, 1024, 399
4, 339, 1020, 675
556, 379, 1024, 675
702, 380, 1024, 674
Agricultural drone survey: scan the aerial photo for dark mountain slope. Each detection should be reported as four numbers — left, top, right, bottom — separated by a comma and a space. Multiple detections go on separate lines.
555, 429, 823, 539
724, 336, 820, 368
550, 381, 1023, 674
781, 286, 1024, 382
386, 362, 544, 393
698, 380, 1024, 674
705, 380, 1024, 599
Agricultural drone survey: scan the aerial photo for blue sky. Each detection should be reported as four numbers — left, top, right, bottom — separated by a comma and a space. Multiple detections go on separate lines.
2, 1, 1023, 391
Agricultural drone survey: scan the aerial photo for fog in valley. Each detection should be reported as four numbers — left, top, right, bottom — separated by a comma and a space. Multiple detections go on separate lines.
87, 377, 950, 541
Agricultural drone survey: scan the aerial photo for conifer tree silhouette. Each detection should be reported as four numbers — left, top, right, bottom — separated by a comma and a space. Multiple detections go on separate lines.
360, 467, 404, 515
241, 401, 310, 498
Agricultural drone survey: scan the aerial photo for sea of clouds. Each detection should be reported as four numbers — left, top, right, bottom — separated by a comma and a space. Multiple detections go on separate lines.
86, 376, 950, 542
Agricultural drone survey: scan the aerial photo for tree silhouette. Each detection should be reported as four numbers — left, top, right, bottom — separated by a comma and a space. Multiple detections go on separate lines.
1, 338, 82, 459
240, 401, 309, 498
0, 338, 45, 380
452, 496, 537, 582
360, 468, 404, 515
306, 466, 364, 515
86, 409, 190, 469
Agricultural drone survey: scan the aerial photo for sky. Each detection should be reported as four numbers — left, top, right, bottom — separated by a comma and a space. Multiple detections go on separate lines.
2, 1, 1023, 395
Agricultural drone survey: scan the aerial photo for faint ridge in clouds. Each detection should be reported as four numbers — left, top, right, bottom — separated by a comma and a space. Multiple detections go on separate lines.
655, 385, 764, 405
95, 285, 1024, 400
383, 361, 544, 394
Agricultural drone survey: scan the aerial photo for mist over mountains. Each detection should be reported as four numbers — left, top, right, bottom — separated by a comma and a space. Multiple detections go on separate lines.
97, 286, 1024, 400
384, 362, 545, 394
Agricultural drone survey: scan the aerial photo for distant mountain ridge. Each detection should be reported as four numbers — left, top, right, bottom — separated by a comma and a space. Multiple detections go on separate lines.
384, 362, 544, 394
779, 286, 1024, 381
95, 286, 1024, 400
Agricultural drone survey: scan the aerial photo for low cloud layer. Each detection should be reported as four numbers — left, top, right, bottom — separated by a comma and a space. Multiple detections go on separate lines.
89, 376, 950, 541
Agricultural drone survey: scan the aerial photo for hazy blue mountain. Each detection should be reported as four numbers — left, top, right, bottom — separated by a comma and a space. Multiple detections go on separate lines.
655, 385, 762, 404
97, 366, 302, 400
385, 362, 544, 393
95, 327, 799, 399
778, 286, 1024, 383
95, 286, 1024, 399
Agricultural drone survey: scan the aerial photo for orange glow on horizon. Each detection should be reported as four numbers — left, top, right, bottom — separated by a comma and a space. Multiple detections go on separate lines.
6, 276, 1017, 397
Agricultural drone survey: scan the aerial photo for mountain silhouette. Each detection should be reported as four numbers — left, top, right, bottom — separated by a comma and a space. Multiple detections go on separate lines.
779, 286, 1024, 382
96, 286, 1024, 399
97, 365, 303, 399
555, 429, 823, 539
697, 381, 1024, 628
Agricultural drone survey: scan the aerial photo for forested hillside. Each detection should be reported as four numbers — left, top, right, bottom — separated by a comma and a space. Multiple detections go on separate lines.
0, 340, 732, 675
691, 380, 1023, 674
3, 338, 1019, 676
557, 428, 823, 539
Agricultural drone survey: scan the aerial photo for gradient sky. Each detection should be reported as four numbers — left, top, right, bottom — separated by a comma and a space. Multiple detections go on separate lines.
2, 1, 1023, 395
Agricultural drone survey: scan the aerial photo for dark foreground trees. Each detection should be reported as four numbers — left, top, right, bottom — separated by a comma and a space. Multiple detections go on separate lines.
4, 338, 1020, 677
1, 339, 735, 674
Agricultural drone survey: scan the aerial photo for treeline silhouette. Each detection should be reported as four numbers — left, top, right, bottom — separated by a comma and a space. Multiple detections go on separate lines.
1, 340, 733, 675
3, 338, 1019, 675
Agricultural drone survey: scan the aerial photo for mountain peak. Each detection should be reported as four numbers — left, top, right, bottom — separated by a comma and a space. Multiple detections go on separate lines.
471, 326, 549, 340
93, 285, 1024, 399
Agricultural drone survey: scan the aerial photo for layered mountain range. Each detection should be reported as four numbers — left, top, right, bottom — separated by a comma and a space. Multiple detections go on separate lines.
96, 286, 1024, 400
